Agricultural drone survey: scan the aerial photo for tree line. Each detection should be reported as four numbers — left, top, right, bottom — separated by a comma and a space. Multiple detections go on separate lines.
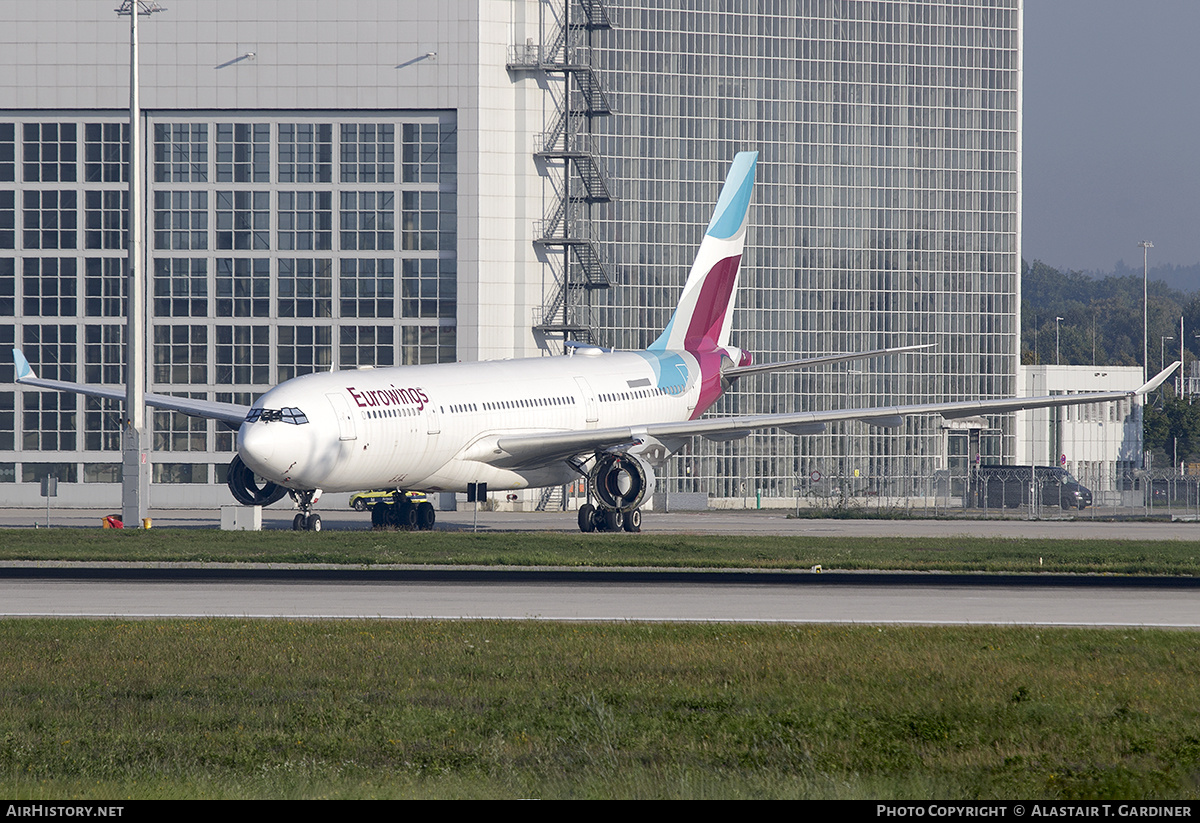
1021, 259, 1200, 371
1020, 260, 1200, 464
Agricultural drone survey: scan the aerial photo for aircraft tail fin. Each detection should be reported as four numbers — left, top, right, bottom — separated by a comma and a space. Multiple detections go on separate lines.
648, 151, 758, 354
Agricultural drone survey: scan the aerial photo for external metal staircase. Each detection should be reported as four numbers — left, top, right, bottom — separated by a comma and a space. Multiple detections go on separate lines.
508, 0, 615, 350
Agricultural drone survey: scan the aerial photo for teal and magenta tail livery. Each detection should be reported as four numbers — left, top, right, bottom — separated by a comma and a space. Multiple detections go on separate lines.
647, 151, 758, 418
648, 151, 758, 355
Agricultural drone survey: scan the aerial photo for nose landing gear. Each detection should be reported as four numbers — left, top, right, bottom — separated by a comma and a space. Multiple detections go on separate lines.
290, 489, 323, 531
292, 512, 322, 531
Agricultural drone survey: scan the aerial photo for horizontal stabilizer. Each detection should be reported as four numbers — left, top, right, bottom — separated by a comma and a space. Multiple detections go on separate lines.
725, 343, 933, 379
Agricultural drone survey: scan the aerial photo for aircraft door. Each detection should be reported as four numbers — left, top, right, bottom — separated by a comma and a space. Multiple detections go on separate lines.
574, 376, 598, 426
326, 393, 357, 441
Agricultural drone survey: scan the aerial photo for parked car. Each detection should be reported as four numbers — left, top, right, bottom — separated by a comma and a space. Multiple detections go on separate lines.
974, 465, 1093, 510
349, 490, 427, 511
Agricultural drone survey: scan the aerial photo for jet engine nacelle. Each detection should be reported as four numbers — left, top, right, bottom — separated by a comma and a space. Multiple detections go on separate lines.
590, 451, 656, 512
227, 455, 288, 506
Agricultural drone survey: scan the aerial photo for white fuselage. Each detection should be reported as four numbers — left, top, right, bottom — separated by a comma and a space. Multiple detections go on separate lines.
236, 349, 708, 494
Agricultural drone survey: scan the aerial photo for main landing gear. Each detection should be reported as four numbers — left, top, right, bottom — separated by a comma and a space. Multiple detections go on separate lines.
290, 489, 323, 531
577, 502, 642, 533
370, 492, 437, 531
576, 449, 653, 533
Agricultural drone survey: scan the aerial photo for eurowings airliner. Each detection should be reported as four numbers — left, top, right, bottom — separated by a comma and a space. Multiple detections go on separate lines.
13, 151, 1179, 532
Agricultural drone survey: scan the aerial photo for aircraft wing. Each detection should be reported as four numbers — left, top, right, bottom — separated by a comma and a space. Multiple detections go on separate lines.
489, 362, 1180, 469
12, 349, 250, 427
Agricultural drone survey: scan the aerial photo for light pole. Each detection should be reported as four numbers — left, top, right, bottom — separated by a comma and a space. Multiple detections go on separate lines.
1162, 336, 1174, 373
1092, 311, 1098, 366
1141, 240, 1153, 383
1055, 316, 1063, 365
117, 1, 165, 529
1181, 316, 1186, 397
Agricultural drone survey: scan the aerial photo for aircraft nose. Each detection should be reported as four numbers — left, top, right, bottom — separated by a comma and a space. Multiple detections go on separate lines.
238, 422, 282, 477
237, 415, 325, 486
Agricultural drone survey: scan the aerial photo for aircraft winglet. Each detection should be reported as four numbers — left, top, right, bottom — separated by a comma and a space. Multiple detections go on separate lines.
1136, 361, 1181, 395
12, 348, 33, 381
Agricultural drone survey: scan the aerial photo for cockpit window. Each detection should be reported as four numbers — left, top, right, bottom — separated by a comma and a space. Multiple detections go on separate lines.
245, 407, 308, 424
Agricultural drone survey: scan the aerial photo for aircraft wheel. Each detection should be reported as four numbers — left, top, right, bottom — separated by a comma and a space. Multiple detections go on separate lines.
416, 501, 436, 531
578, 503, 596, 533
1078, 501, 1086, 511
292, 513, 306, 531
392, 503, 417, 530
353, 498, 368, 512
307, 513, 322, 532
623, 508, 642, 533
603, 509, 623, 532
371, 503, 389, 528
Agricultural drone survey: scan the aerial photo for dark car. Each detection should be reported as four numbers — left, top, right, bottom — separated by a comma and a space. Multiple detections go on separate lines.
974, 465, 1092, 510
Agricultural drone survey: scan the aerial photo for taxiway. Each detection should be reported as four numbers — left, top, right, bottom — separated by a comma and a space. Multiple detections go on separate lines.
2, 566, 1198, 627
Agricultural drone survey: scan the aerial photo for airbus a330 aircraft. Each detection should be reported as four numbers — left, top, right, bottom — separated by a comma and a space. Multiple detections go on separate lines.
13, 151, 1179, 532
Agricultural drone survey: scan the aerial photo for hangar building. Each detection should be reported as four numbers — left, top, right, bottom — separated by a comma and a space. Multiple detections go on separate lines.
0, 0, 1044, 508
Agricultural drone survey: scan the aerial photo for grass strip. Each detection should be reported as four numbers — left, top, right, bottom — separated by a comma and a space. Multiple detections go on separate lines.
0, 620, 1197, 799
0, 528, 1199, 575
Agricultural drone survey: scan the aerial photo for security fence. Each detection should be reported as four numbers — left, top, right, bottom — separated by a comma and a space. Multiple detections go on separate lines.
790, 466, 1200, 520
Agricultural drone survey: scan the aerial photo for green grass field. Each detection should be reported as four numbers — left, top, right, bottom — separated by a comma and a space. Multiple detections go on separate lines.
1, 620, 1198, 799
2, 528, 1200, 575
3, 529, 1199, 798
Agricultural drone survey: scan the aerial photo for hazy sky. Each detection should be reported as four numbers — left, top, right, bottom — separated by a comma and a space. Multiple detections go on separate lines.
1022, 0, 1200, 272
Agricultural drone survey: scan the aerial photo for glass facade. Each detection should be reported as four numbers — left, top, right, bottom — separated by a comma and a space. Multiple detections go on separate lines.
3, 111, 457, 488
586, 0, 1021, 499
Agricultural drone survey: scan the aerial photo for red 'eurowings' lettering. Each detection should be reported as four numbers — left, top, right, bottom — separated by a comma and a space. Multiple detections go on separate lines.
346, 385, 427, 412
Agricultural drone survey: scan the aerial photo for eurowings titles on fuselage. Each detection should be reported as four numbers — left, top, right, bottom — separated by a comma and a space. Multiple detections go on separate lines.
345, 384, 431, 413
